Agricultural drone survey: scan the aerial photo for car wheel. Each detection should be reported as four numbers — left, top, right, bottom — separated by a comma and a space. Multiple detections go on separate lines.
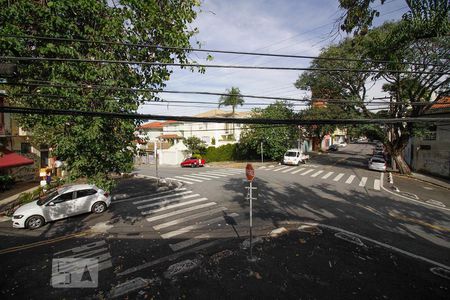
26, 215, 45, 229
191, 164, 195, 168
91, 201, 107, 214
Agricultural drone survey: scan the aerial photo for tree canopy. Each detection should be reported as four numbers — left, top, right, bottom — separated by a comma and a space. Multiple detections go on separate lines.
0, 0, 200, 190
218, 87, 245, 115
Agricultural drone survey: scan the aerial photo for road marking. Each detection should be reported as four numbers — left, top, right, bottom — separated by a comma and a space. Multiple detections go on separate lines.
117, 239, 228, 276
374, 179, 381, 190
195, 173, 223, 179
146, 202, 217, 222
282, 167, 295, 173
113, 188, 186, 203
55, 241, 107, 255
290, 168, 305, 174
380, 173, 450, 212
268, 165, 276, 168
273, 166, 290, 172
301, 222, 450, 271
181, 174, 211, 181
161, 213, 239, 239
311, 170, 324, 178
0, 231, 90, 255
136, 194, 199, 210
301, 169, 315, 176
170, 233, 211, 252
202, 172, 231, 177
166, 177, 194, 184
345, 175, 356, 184
133, 191, 193, 205
174, 176, 203, 182
426, 199, 446, 208
322, 171, 334, 179
359, 177, 368, 187
153, 207, 228, 230
388, 212, 450, 232
258, 166, 266, 169
140, 198, 209, 215
333, 173, 345, 182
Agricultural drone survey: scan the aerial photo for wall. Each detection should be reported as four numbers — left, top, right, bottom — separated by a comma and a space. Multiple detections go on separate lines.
158, 149, 185, 165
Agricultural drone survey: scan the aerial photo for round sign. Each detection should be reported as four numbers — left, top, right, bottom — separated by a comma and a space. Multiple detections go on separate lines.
245, 163, 255, 181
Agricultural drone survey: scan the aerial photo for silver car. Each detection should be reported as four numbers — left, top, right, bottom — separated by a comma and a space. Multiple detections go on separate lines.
12, 184, 111, 229
368, 157, 386, 172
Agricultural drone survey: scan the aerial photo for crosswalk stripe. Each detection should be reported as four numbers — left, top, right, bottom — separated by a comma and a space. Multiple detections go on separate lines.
194, 173, 222, 179
166, 177, 194, 184
273, 166, 290, 172
170, 233, 210, 252
374, 179, 381, 190
311, 170, 324, 177
133, 191, 193, 205
55, 252, 112, 273
175, 176, 203, 182
153, 207, 228, 230
137, 194, 199, 210
258, 166, 266, 169
322, 171, 334, 179
359, 177, 368, 187
282, 167, 295, 173
345, 175, 356, 184
290, 168, 305, 174
202, 172, 231, 177
140, 198, 209, 215
301, 169, 315, 176
146, 202, 217, 222
182, 174, 212, 181
268, 165, 276, 168
54, 241, 106, 255
161, 213, 239, 239
333, 173, 345, 182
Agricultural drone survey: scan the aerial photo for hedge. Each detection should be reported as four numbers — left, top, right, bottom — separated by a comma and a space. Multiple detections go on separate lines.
204, 144, 237, 162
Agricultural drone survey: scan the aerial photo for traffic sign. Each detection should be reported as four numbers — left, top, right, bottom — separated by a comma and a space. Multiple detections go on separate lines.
245, 163, 255, 181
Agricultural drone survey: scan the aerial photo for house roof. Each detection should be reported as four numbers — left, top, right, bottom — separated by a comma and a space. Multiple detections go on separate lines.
159, 134, 183, 139
0, 148, 34, 169
193, 109, 251, 118
139, 121, 164, 129
427, 96, 450, 115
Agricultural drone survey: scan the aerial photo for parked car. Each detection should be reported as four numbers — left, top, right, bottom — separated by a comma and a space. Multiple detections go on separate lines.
338, 141, 347, 148
368, 157, 387, 172
328, 144, 339, 151
12, 184, 111, 229
283, 149, 309, 165
180, 157, 205, 168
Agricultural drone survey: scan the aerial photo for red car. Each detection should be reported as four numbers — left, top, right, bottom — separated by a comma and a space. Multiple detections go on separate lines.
180, 157, 205, 168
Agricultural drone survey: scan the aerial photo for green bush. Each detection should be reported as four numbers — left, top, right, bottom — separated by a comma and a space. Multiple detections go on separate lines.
204, 144, 237, 162
0, 175, 15, 191
191, 153, 202, 159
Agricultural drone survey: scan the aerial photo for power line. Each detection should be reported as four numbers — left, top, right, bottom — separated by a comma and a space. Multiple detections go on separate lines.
1, 34, 443, 68
1, 56, 447, 75
2, 82, 435, 106
1, 106, 449, 125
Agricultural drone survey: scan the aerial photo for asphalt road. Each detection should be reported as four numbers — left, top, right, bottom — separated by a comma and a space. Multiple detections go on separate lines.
0, 143, 449, 299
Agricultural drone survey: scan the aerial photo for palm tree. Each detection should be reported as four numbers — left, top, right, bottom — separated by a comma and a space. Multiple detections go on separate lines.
218, 87, 244, 116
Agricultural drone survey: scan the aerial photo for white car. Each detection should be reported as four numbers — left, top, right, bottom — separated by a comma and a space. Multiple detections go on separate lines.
368, 157, 387, 172
12, 184, 111, 229
338, 141, 347, 147
283, 149, 309, 165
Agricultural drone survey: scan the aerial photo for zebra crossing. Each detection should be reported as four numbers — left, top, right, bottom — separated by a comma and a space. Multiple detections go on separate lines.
258, 165, 381, 191
130, 188, 238, 252
166, 168, 242, 185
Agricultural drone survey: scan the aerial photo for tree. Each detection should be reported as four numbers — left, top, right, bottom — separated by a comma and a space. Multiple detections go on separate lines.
238, 102, 297, 161
299, 105, 344, 145
339, 0, 449, 39
218, 87, 245, 115
184, 136, 206, 156
0, 0, 199, 190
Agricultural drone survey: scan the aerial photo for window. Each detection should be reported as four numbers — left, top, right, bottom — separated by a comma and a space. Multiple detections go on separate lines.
76, 189, 97, 198
21, 142, 31, 154
52, 192, 74, 203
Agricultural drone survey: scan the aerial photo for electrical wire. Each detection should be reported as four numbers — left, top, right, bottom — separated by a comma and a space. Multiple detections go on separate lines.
2, 82, 436, 106
1, 106, 449, 125
1, 34, 444, 68
1, 56, 447, 75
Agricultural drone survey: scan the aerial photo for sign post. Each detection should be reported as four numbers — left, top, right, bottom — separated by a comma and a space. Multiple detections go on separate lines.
245, 163, 257, 262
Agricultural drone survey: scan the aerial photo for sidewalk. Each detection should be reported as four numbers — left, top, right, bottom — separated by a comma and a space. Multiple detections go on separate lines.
0, 183, 39, 207
410, 172, 450, 190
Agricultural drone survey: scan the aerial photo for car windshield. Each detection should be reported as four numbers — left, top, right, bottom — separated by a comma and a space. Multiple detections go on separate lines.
36, 190, 59, 206
285, 152, 297, 157
371, 158, 385, 163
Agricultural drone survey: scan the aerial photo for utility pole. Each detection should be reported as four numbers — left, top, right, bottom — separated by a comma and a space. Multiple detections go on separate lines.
260, 141, 263, 163
154, 141, 159, 178
389, 95, 397, 171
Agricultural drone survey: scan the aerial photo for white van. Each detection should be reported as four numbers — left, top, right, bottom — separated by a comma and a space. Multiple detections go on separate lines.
283, 149, 309, 165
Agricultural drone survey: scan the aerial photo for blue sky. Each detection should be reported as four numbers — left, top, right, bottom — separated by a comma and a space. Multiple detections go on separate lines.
138, 0, 409, 116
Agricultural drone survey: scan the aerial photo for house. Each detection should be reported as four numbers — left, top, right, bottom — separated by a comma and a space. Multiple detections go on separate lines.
404, 96, 450, 179
0, 91, 40, 180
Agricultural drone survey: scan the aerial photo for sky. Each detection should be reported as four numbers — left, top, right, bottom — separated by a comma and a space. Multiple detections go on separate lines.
138, 0, 410, 117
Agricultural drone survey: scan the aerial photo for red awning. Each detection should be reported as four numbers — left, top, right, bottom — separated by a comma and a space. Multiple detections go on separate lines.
0, 148, 34, 169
